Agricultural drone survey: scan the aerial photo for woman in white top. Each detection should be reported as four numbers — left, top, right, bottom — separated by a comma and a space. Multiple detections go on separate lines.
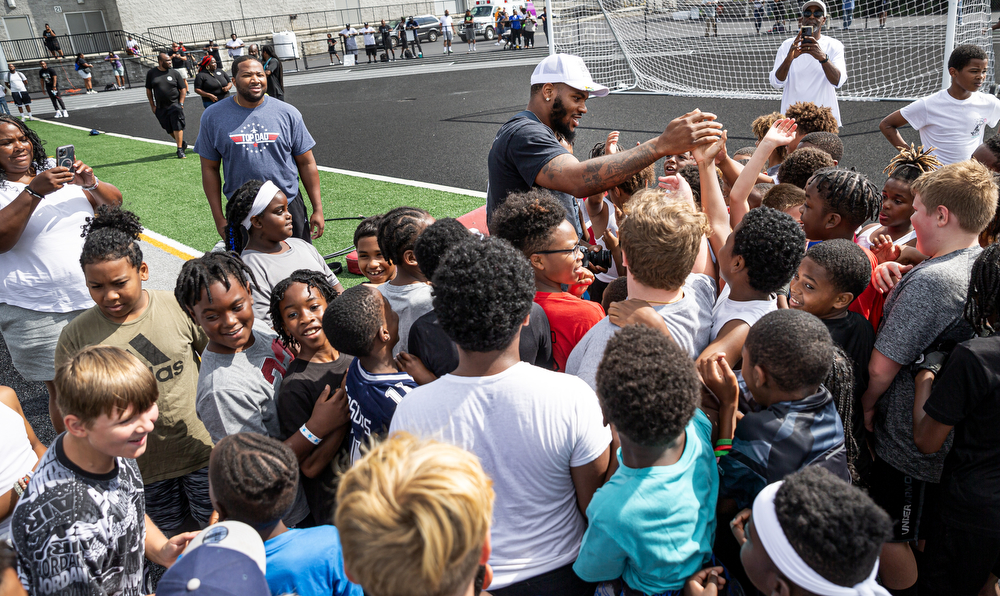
857, 145, 940, 260
0, 116, 122, 431
0, 386, 45, 541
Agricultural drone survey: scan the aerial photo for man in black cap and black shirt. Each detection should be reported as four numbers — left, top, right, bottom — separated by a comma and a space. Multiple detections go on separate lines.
146, 52, 188, 159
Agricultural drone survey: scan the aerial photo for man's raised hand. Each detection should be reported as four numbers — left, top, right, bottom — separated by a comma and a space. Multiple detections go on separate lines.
657, 110, 723, 157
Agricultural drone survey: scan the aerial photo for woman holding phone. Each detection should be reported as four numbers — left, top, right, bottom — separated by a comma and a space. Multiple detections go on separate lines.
0, 116, 122, 431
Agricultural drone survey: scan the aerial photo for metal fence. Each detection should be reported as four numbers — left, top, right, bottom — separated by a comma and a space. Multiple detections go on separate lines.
0, 29, 178, 63
148, 1, 462, 44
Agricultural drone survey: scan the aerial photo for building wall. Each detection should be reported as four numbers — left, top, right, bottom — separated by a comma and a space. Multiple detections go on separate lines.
0, 0, 123, 40
114, 0, 342, 33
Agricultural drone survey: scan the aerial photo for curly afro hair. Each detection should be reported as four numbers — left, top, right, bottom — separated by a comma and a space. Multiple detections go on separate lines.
808, 168, 882, 229
431, 236, 535, 353
596, 325, 699, 446
413, 218, 471, 281
210, 432, 299, 527
80, 205, 144, 270
377, 206, 432, 266
601, 275, 628, 313
752, 112, 788, 162
985, 133, 1000, 163
803, 239, 870, 301
784, 101, 839, 135
745, 310, 833, 393
778, 147, 836, 189
773, 467, 892, 587
799, 131, 843, 163
490, 189, 567, 256
353, 215, 383, 247
949, 43, 988, 71
269, 269, 340, 348
323, 284, 386, 357
732, 207, 805, 293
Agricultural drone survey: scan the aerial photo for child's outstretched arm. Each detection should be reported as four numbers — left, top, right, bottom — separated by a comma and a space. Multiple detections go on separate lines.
694, 130, 731, 257
697, 353, 739, 445
729, 118, 796, 229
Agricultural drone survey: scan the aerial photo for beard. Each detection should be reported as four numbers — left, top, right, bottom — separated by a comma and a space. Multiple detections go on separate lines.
549, 96, 577, 145
236, 81, 266, 103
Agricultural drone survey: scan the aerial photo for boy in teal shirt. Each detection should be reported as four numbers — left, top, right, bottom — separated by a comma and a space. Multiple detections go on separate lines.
574, 325, 729, 594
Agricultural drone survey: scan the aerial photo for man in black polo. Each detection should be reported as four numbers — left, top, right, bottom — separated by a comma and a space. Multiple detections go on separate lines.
146, 52, 188, 159
486, 53, 723, 238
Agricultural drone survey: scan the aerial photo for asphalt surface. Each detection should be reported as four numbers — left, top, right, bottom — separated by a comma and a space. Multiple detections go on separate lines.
4, 39, 997, 443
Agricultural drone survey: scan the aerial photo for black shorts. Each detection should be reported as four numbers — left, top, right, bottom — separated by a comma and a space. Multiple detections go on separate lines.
865, 454, 933, 542
155, 104, 185, 133
918, 514, 1000, 596
366, 45, 377, 57
11, 92, 30, 106
328, 45, 338, 54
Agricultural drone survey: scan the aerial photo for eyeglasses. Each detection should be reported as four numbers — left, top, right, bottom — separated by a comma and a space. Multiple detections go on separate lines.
535, 245, 585, 256
801, 9, 824, 17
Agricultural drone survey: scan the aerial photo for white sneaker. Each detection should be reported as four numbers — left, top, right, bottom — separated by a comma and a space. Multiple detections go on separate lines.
26, 114, 32, 120
62, 110, 69, 117
19, 115, 24, 121
54, 111, 62, 118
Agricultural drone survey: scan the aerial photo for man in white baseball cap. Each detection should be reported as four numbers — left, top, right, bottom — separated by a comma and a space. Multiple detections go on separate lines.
486, 53, 723, 237
768, 0, 847, 126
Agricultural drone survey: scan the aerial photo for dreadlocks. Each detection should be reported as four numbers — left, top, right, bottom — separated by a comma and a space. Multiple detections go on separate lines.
964, 242, 1000, 337
269, 269, 339, 347
0, 115, 48, 188
174, 251, 258, 320
224, 179, 265, 254
824, 346, 858, 483
809, 168, 881, 229
883, 144, 942, 184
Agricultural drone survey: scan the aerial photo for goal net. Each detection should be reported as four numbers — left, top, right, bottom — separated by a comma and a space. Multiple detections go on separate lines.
549, 0, 994, 101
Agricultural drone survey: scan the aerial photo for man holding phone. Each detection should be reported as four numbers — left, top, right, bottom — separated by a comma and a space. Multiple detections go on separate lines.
769, 0, 847, 126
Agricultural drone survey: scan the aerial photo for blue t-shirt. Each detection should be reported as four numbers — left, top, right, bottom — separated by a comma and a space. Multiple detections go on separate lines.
265, 527, 363, 596
510, 14, 522, 29
345, 358, 416, 464
573, 410, 719, 593
193, 95, 316, 201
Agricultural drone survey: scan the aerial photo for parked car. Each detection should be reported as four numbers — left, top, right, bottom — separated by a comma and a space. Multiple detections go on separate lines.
377, 14, 442, 48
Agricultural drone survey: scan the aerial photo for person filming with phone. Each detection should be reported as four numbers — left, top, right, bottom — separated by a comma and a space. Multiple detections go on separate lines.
0, 118, 122, 432
769, 0, 847, 126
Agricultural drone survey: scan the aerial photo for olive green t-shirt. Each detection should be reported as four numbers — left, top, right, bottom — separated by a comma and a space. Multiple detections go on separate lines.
55, 289, 213, 483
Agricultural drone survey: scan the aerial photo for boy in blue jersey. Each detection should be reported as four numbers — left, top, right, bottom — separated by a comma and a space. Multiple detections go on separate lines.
323, 284, 416, 464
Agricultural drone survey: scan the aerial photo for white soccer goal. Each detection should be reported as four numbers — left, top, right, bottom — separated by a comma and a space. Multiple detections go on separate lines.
548, 0, 995, 101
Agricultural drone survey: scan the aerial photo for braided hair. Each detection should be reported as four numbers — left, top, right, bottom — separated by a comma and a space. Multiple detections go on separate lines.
0, 115, 48, 188
79, 205, 144, 270
808, 168, 881, 229
173, 251, 258, 320
824, 345, 858, 483
981, 173, 1000, 246
269, 269, 339, 347
883, 144, 942, 185
210, 432, 299, 527
376, 206, 432, 266
964, 242, 1000, 336
223, 179, 265, 254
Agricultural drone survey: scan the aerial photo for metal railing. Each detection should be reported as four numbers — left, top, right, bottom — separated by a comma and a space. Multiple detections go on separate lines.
1, 29, 177, 64
148, 1, 462, 44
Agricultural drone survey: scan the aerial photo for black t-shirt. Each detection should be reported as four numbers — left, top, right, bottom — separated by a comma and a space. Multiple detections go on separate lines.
276, 354, 353, 522
193, 69, 231, 100
823, 311, 874, 449
38, 67, 56, 90
486, 111, 582, 238
407, 302, 554, 377
168, 49, 187, 69
262, 57, 283, 97
145, 67, 185, 107
924, 335, 1000, 535
378, 24, 393, 40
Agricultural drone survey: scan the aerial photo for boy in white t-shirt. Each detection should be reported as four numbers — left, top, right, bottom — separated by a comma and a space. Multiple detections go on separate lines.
389, 236, 611, 596
880, 44, 1000, 165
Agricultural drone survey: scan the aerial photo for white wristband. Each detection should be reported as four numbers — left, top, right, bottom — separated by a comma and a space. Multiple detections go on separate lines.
299, 424, 321, 445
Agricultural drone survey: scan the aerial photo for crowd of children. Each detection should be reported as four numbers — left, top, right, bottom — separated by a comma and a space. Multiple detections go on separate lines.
7, 41, 1000, 596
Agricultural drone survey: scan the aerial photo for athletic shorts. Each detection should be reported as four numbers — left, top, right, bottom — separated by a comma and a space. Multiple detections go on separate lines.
0, 303, 85, 382
79, 70, 92, 80
865, 454, 934, 542
155, 104, 185, 133
144, 467, 213, 533
11, 92, 30, 106
112, 66, 124, 77
443, 29, 454, 41
366, 44, 377, 56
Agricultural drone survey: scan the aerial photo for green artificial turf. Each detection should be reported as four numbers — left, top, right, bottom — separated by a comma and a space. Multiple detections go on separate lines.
26, 120, 484, 287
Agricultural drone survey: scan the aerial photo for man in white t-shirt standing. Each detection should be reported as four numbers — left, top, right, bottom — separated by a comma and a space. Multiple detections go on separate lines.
3, 64, 31, 121
769, 0, 846, 126
440, 10, 455, 54
880, 44, 1000, 165
226, 33, 244, 58
390, 236, 611, 596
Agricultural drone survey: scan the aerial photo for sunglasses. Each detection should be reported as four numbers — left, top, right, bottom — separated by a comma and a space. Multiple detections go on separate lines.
802, 8, 824, 17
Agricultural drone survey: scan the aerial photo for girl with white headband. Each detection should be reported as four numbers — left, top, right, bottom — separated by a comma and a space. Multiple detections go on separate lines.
731, 467, 892, 596
224, 179, 344, 324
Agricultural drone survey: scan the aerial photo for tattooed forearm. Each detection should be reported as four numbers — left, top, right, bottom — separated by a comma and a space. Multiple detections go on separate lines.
578, 142, 659, 196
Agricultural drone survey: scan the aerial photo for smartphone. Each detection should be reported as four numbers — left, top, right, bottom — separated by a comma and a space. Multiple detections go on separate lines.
800, 25, 814, 39
56, 145, 75, 170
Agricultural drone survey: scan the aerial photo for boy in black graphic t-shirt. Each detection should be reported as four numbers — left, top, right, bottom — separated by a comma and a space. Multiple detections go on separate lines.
12, 346, 196, 596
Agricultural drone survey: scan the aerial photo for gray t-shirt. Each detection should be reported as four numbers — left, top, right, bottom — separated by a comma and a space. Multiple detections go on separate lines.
873, 246, 981, 482
193, 95, 315, 202
566, 273, 716, 389
242, 238, 340, 325
377, 281, 434, 358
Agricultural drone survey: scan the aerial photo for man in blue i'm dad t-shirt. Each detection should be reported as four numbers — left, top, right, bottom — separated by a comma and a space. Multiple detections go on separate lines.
194, 55, 325, 244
